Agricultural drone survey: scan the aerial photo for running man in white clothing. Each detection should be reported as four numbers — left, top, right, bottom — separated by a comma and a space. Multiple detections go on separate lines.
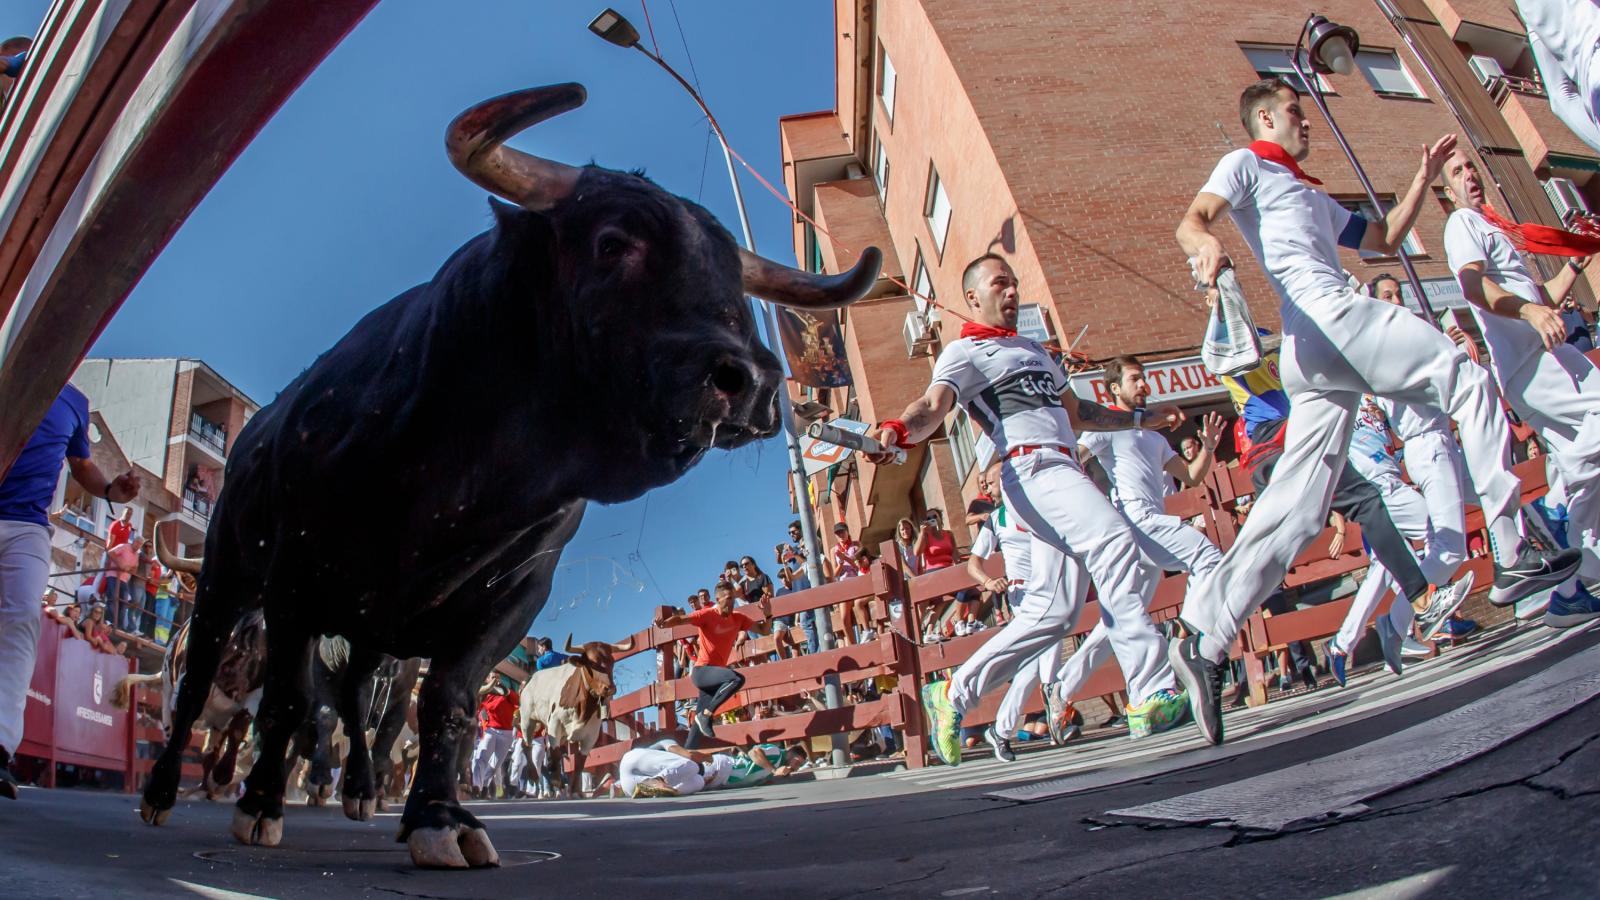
867, 254, 1191, 766
1441, 148, 1600, 627
1517, 0, 1600, 154
1170, 78, 1580, 746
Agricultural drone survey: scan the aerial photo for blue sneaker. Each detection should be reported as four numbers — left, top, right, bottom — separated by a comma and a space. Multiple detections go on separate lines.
1328, 640, 1348, 687
1546, 585, 1600, 629
1374, 616, 1404, 677
1436, 617, 1477, 640
1531, 497, 1571, 549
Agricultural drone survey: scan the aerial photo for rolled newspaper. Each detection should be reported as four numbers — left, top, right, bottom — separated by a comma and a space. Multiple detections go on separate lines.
805, 421, 907, 465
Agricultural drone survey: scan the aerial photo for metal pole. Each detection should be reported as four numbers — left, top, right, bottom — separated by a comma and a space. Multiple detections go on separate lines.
1290, 49, 1440, 324
636, 45, 850, 768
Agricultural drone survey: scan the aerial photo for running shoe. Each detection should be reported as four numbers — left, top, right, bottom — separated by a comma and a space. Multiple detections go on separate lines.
1516, 591, 1554, 622
1126, 688, 1190, 738
1546, 585, 1600, 628
631, 777, 678, 798
984, 725, 1017, 762
1298, 665, 1320, 692
1374, 616, 1404, 677
694, 711, 716, 738
1490, 543, 1582, 607
1043, 683, 1083, 745
921, 681, 963, 766
1328, 641, 1348, 688
1530, 497, 1571, 549
1168, 634, 1224, 745
1415, 572, 1475, 640
1400, 636, 1431, 658
1436, 617, 1478, 640
0, 745, 16, 800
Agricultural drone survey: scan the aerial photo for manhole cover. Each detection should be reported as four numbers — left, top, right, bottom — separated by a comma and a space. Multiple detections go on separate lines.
194, 848, 559, 869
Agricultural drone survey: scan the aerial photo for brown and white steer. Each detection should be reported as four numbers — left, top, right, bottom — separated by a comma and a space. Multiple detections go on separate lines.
517, 635, 633, 797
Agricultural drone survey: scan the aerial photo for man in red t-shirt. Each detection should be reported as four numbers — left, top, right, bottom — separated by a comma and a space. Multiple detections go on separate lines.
470, 673, 520, 797
655, 582, 771, 747
106, 507, 133, 551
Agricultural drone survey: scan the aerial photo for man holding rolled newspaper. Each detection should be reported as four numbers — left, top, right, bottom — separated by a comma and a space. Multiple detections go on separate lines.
1168, 77, 1581, 746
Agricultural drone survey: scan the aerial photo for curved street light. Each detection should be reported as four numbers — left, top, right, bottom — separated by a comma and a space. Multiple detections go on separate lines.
1291, 13, 1440, 323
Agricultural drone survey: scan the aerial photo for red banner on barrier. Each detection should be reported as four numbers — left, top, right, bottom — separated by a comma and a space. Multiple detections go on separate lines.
16, 614, 132, 773
19, 616, 60, 756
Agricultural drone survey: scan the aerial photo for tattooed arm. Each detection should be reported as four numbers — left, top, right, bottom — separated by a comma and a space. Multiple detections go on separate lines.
867, 384, 957, 463
1064, 392, 1184, 433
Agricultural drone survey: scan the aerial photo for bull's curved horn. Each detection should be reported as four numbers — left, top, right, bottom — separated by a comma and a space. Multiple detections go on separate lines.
446, 84, 587, 212
564, 633, 581, 655
154, 518, 202, 575
740, 245, 883, 310
610, 636, 635, 653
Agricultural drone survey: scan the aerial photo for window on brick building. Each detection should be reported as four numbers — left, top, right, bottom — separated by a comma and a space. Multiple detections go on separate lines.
1356, 49, 1423, 98
924, 165, 952, 255
949, 408, 978, 484
911, 246, 934, 315
873, 138, 890, 201
877, 43, 897, 125
1338, 196, 1424, 258
1239, 45, 1330, 96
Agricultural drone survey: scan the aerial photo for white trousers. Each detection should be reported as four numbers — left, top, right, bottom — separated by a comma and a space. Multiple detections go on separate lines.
618, 747, 705, 797
0, 521, 51, 753
509, 737, 549, 795
993, 638, 1061, 738
1048, 503, 1221, 697
1184, 289, 1521, 662
1518, 0, 1600, 153
470, 726, 515, 790
952, 448, 1171, 710
1501, 344, 1600, 589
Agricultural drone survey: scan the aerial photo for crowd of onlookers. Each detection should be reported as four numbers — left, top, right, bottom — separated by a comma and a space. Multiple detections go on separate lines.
41, 507, 193, 656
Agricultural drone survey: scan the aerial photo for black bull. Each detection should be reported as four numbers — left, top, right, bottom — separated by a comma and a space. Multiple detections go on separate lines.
291, 637, 422, 815
136, 82, 880, 869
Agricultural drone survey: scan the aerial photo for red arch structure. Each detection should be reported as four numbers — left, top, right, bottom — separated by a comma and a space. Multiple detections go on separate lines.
0, 0, 379, 477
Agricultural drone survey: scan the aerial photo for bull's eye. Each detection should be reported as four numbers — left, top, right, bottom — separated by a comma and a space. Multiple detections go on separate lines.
595, 229, 632, 263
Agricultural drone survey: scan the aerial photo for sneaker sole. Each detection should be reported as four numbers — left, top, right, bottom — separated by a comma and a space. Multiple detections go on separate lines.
1544, 609, 1600, 629
1489, 557, 1582, 607
1167, 638, 1223, 746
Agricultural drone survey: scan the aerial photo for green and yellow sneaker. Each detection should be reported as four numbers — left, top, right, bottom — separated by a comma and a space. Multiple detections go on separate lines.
921, 680, 964, 766
1126, 687, 1190, 739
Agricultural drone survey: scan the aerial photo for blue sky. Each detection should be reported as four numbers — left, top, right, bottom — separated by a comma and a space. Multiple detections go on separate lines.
14, 1, 836, 693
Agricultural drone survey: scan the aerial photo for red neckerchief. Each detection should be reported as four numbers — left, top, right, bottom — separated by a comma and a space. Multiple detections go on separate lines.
1248, 140, 1322, 185
1478, 204, 1600, 258
960, 321, 1017, 340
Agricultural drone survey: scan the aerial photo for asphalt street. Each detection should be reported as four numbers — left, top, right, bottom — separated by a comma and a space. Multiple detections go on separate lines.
3, 623, 1598, 899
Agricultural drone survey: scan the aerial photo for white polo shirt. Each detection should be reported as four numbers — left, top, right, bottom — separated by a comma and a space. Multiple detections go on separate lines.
1443, 207, 1548, 376
1077, 427, 1178, 513
931, 335, 1075, 456
1200, 148, 1362, 319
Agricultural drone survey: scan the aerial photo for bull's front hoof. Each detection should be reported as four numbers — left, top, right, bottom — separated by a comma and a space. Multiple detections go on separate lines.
230, 808, 284, 847
306, 782, 332, 807
408, 825, 499, 869
138, 800, 171, 826
342, 796, 377, 821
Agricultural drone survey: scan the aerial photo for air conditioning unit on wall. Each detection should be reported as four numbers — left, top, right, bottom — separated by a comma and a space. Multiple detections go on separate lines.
1544, 177, 1591, 225
1468, 55, 1505, 88
903, 309, 936, 358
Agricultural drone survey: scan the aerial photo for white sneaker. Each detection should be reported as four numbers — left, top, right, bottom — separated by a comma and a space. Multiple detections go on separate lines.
1515, 590, 1553, 622
1400, 636, 1430, 658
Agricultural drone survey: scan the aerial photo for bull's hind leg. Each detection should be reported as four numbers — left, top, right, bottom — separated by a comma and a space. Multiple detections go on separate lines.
337, 646, 384, 821
232, 629, 314, 847
141, 600, 232, 825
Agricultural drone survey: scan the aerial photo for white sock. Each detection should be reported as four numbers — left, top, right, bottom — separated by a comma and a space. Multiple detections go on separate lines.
1488, 514, 1523, 566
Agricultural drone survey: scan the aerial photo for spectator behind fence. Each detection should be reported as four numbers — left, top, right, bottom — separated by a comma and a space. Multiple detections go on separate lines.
135, 538, 161, 637
892, 517, 921, 576
42, 593, 84, 641
827, 522, 873, 643
79, 603, 126, 656
0, 383, 138, 800
655, 582, 771, 748
916, 509, 977, 638
107, 506, 133, 551
774, 520, 810, 573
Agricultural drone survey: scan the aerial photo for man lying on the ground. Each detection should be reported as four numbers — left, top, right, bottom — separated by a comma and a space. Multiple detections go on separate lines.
621, 738, 810, 797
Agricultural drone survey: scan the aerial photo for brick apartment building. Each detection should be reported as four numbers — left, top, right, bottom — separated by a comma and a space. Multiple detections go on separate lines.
779, 0, 1600, 554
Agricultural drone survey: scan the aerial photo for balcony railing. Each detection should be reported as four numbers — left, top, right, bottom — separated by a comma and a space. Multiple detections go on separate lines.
1486, 72, 1546, 104
188, 413, 227, 456
182, 489, 212, 521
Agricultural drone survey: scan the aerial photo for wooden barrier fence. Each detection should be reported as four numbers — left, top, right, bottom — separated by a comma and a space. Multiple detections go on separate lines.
574, 450, 1555, 773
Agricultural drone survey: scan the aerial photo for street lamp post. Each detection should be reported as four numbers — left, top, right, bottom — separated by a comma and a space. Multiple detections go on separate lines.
589, 9, 850, 768
1289, 14, 1440, 323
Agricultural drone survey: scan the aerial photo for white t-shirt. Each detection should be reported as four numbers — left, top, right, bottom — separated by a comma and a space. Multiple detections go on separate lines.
1443, 207, 1546, 376
931, 336, 1075, 455
969, 509, 1032, 584
1348, 397, 1403, 484
1373, 395, 1451, 444
1077, 427, 1178, 512
1200, 148, 1361, 318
